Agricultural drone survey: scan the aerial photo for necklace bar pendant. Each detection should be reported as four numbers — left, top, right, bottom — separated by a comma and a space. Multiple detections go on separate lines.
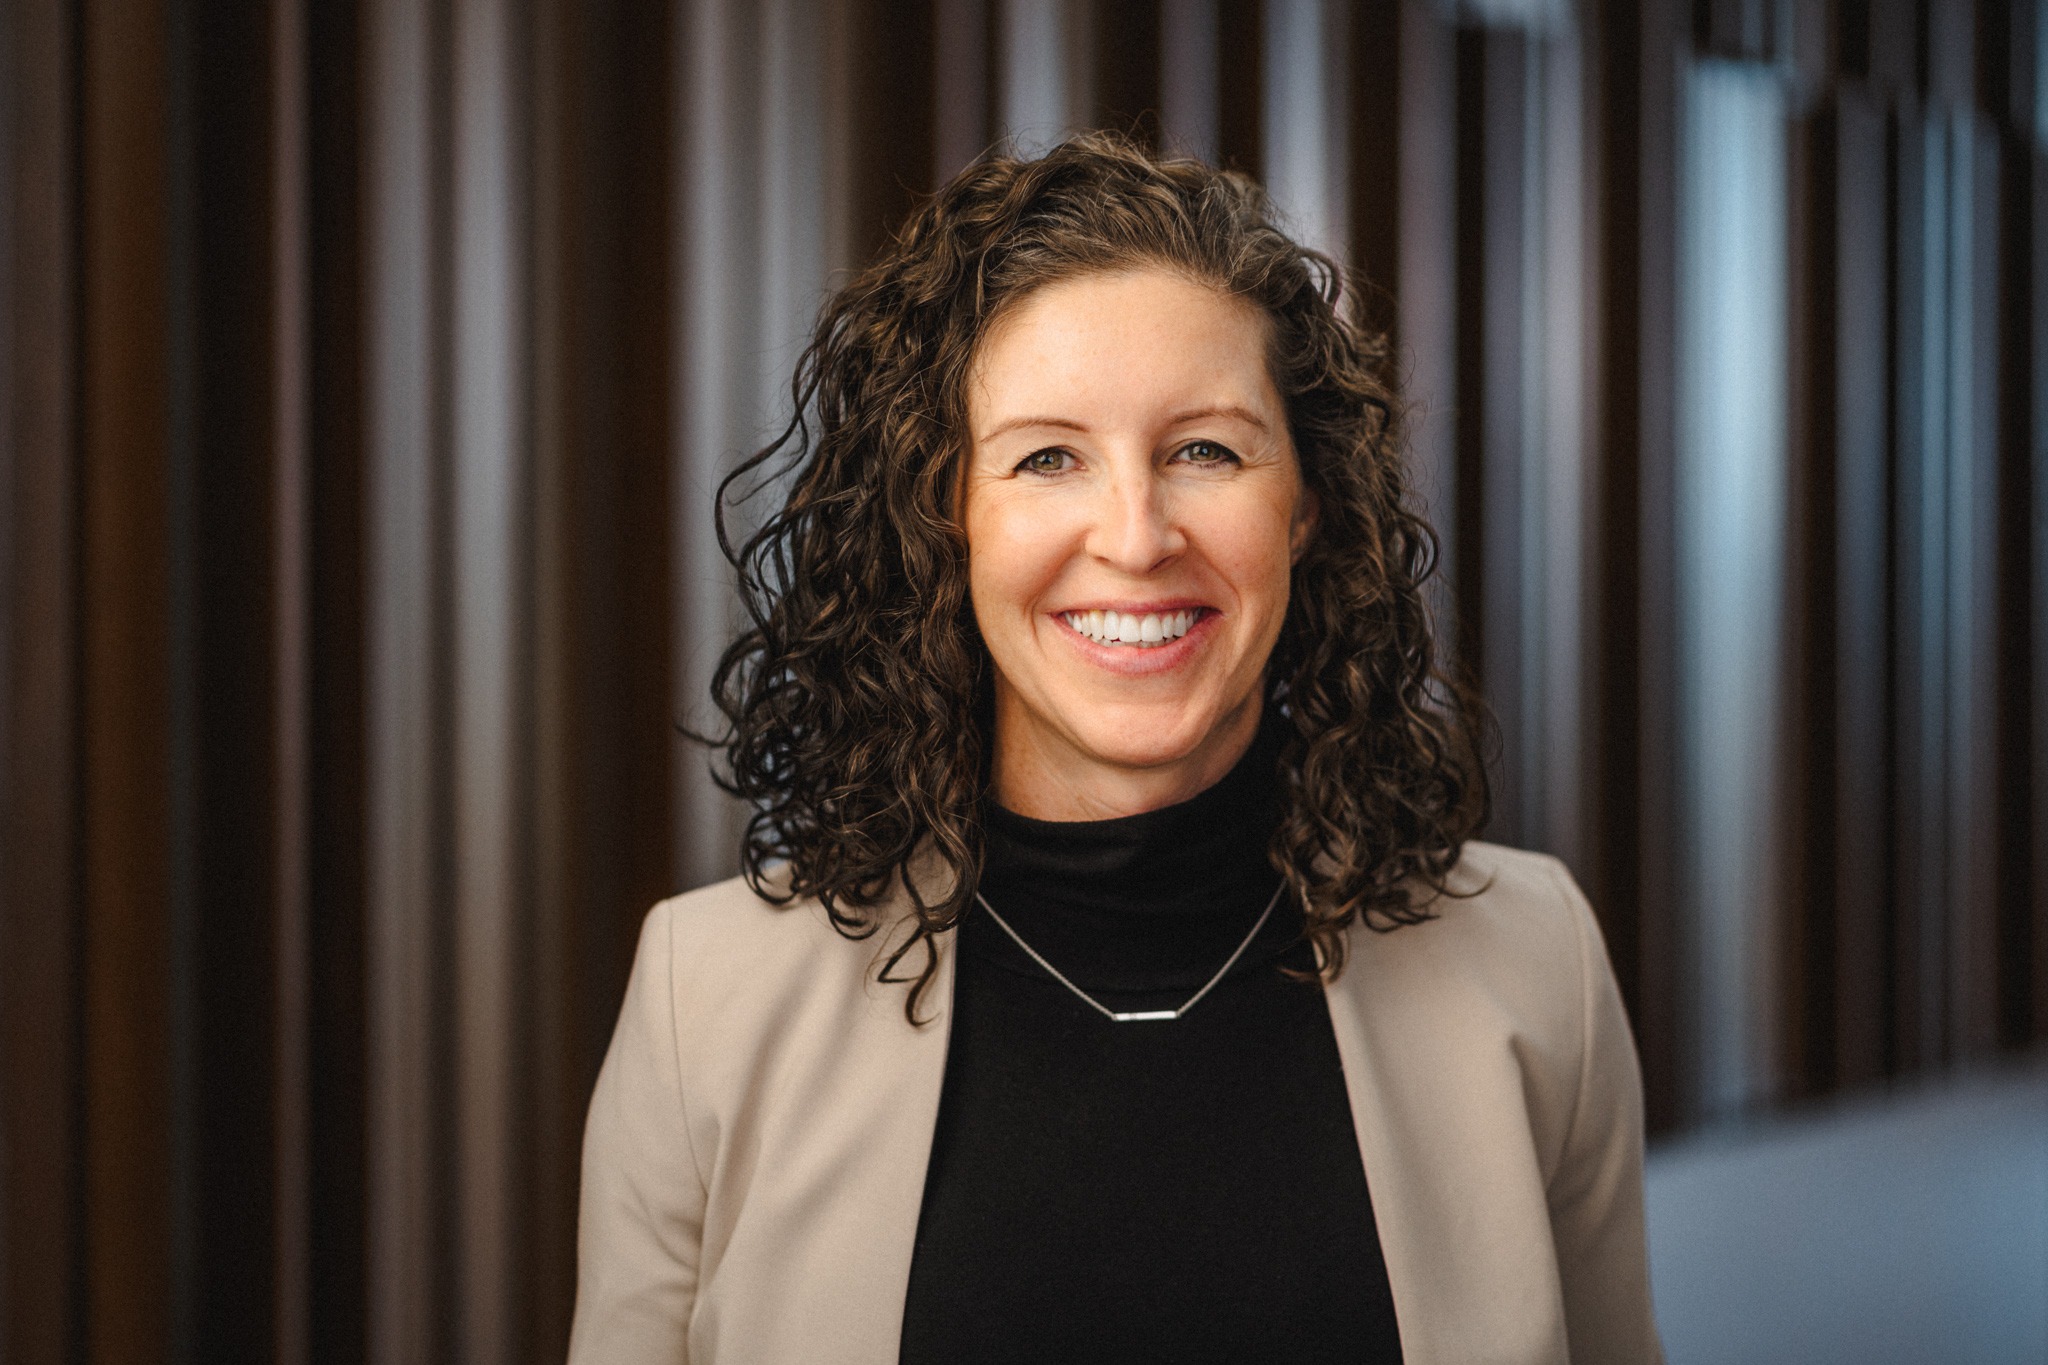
1109, 1009, 1181, 1023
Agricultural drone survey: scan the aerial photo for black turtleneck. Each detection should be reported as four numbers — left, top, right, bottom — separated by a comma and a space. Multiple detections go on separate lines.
897, 724, 1404, 1363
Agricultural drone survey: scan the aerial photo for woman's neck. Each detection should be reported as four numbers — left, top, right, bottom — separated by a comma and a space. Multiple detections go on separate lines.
976, 714, 1291, 990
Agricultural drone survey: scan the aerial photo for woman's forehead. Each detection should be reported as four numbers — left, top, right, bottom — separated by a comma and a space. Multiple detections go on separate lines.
965, 269, 1280, 437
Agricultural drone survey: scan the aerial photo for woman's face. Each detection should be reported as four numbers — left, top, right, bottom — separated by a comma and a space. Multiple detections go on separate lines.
962, 267, 1315, 820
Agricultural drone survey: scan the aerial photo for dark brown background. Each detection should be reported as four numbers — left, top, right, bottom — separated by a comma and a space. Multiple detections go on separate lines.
3, 0, 2044, 1361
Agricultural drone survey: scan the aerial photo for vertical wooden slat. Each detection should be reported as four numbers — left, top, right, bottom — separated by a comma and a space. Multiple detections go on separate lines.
1946, 113, 2001, 1060
530, 0, 675, 1355
529, 9, 580, 1358
1892, 99, 1946, 1072
529, 10, 581, 1361
933, 0, 994, 180
1158, 0, 1217, 162
1697, 0, 1772, 61
842, 0, 937, 269
586, 0, 680, 1085
1581, 0, 1625, 1024
1784, 94, 1823, 1098
1348, 0, 1400, 329
79, 0, 178, 1358
1591, 0, 1686, 1133
449, 0, 532, 1355
1, 0, 84, 1358
1677, 58, 1793, 1120
305, 0, 369, 1358
1924, 0, 1974, 111
1826, 87, 1894, 1090
271, 0, 312, 1353
1451, 25, 1489, 710
1532, 29, 1591, 878
1864, 0, 1916, 96
1632, 0, 1681, 1131
677, 0, 744, 896
997, 0, 1090, 150
78, 0, 176, 1359
1995, 123, 2038, 1051
1989, 0, 2041, 1063
1836, 0, 1870, 79
1092, 0, 1159, 147
1215, 0, 1262, 177
187, 0, 287, 1353
1785, 0, 1826, 90
1975, 0, 2023, 127
1393, 0, 1458, 650
2034, 149, 2048, 1047
1475, 28, 1531, 847
364, 0, 447, 1356
760, 0, 832, 394
1262, 0, 1348, 262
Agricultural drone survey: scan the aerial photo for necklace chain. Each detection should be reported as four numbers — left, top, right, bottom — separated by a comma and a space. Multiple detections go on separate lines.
972, 882, 1287, 1023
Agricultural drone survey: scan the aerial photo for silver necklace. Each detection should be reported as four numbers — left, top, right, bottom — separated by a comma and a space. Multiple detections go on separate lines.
972, 882, 1287, 1023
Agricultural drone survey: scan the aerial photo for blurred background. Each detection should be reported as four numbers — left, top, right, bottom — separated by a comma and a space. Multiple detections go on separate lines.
2, 0, 2045, 1361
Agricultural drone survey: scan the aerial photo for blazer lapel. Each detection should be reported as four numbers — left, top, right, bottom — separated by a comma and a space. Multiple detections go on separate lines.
690, 907, 957, 1364
1321, 912, 1572, 1365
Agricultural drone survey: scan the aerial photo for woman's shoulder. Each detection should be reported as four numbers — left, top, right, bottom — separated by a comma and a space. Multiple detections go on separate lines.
617, 874, 948, 1157
1438, 838, 1590, 922
646, 869, 895, 968
1415, 837, 1597, 945
1347, 837, 1612, 1038
635, 871, 929, 1033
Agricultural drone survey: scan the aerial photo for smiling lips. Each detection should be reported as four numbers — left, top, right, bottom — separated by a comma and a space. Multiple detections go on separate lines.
1060, 607, 1202, 647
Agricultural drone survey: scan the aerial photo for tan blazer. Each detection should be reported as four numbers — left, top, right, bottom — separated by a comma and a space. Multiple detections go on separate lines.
568, 840, 1663, 1364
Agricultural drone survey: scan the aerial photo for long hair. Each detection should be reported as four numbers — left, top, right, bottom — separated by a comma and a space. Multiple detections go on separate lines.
709, 131, 1490, 1021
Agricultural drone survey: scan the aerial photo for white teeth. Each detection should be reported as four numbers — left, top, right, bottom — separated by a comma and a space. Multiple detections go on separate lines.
1061, 609, 1201, 647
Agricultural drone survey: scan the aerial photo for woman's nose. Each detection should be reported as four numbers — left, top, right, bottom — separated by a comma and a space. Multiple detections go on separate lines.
1085, 467, 1182, 573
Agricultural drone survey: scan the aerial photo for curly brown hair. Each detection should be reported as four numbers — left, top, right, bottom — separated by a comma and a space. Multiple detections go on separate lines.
709, 131, 1489, 1020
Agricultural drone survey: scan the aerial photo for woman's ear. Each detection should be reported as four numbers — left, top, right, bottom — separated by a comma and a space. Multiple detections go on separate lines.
1289, 485, 1320, 564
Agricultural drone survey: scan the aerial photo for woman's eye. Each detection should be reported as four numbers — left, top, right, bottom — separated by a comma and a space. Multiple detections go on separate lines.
1017, 448, 1073, 475
1175, 439, 1239, 466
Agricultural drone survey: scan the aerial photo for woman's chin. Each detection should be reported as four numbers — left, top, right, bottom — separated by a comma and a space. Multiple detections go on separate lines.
1056, 706, 1252, 778
989, 674, 1266, 806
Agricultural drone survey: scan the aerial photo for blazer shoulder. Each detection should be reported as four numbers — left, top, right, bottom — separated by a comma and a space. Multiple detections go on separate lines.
650, 871, 794, 941
1425, 837, 1592, 951
1349, 838, 1604, 1053
647, 870, 869, 969
638, 873, 929, 1035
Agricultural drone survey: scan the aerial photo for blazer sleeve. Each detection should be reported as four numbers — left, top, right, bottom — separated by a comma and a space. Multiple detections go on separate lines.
1545, 862, 1665, 1365
568, 901, 706, 1364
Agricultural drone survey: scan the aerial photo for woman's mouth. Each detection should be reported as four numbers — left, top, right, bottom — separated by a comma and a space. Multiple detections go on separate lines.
1059, 608, 1202, 648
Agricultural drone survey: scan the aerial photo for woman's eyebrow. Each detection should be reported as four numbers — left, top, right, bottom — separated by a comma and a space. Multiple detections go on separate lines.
1167, 404, 1269, 432
978, 404, 1269, 444
977, 414, 1090, 442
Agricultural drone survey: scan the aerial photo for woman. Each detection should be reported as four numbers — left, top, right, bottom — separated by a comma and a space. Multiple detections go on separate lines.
570, 133, 1661, 1364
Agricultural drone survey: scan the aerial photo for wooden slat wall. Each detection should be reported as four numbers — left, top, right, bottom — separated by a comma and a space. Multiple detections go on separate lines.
4, 0, 2047, 1360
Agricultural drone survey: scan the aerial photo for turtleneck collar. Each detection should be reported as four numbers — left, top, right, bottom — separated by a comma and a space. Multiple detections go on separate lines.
972, 714, 1298, 996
